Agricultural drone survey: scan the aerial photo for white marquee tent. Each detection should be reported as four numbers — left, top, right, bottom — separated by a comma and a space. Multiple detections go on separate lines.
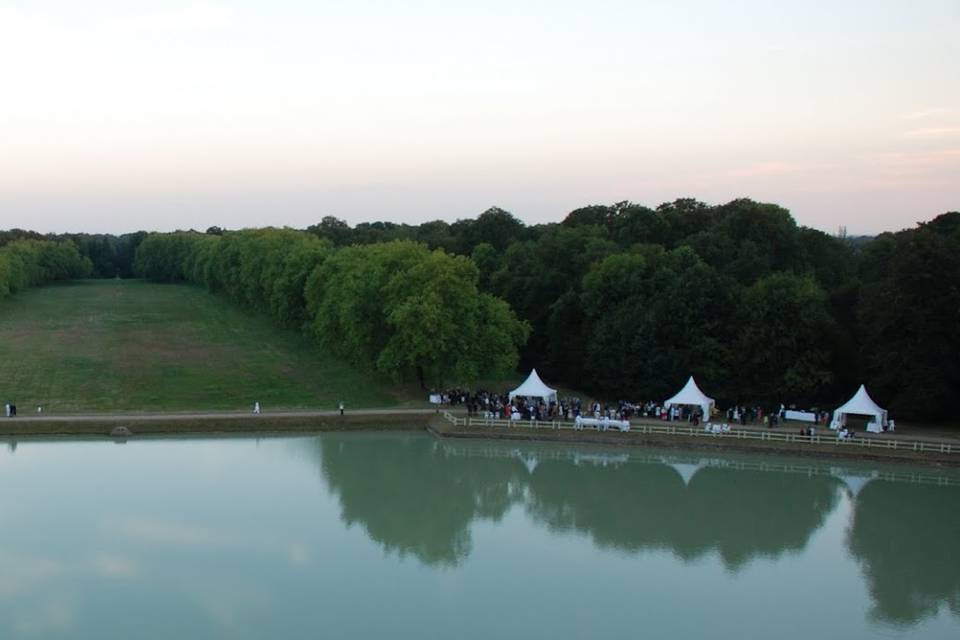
664, 376, 715, 422
508, 369, 558, 404
830, 384, 889, 433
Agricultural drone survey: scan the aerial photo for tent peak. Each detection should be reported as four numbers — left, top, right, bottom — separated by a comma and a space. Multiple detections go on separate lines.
509, 368, 558, 402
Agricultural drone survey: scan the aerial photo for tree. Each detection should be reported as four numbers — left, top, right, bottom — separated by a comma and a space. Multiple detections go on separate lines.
579, 247, 734, 399
561, 204, 613, 229
451, 207, 526, 253
470, 242, 500, 291
735, 272, 835, 404
307, 216, 353, 246
857, 214, 960, 419
307, 241, 528, 388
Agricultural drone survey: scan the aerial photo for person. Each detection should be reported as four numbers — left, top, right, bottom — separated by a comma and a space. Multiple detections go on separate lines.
10, 404, 15, 417
339, 401, 344, 416
4, 403, 8, 417
253, 401, 261, 414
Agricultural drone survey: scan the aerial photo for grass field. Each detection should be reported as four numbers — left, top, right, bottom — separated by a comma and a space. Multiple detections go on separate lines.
0, 280, 420, 413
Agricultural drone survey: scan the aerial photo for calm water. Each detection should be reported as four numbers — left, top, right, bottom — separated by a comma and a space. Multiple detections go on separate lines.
1, 432, 958, 639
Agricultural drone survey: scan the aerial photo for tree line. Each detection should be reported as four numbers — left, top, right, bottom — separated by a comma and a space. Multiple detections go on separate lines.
0, 230, 147, 278
133, 229, 529, 389
0, 238, 92, 300
303, 200, 957, 421
4, 198, 957, 420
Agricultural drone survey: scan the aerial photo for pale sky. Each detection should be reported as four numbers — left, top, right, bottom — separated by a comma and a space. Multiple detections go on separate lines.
1, 0, 957, 235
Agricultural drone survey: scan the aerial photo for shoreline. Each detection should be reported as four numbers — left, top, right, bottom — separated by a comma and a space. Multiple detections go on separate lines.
1, 409, 957, 467
0, 410, 434, 437
426, 418, 960, 468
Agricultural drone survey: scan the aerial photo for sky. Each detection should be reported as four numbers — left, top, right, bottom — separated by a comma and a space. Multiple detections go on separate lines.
0, 0, 957, 235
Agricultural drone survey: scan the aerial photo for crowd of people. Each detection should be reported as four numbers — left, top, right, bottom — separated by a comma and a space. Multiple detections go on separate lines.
436, 387, 836, 431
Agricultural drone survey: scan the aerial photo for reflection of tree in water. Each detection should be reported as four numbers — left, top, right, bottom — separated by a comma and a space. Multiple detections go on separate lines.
526, 461, 838, 571
679, 468, 838, 570
848, 481, 960, 625
318, 436, 527, 566
526, 460, 686, 552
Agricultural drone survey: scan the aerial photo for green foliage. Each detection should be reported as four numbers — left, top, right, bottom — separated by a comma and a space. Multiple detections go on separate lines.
306, 215, 354, 246
470, 242, 500, 291
450, 207, 526, 253
9, 198, 957, 420
490, 225, 617, 379
579, 247, 734, 400
735, 272, 835, 403
135, 233, 528, 389
306, 241, 528, 387
0, 239, 92, 300
857, 213, 960, 420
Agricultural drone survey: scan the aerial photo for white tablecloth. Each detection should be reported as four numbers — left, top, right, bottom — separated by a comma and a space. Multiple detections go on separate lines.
575, 416, 631, 432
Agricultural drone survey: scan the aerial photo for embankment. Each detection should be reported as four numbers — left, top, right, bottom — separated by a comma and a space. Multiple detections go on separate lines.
0, 410, 434, 438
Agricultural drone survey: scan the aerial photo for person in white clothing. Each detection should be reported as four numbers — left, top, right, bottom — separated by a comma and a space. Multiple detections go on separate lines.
253, 402, 261, 414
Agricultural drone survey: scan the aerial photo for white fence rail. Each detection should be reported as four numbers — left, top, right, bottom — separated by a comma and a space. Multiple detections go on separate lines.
439, 412, 957, 455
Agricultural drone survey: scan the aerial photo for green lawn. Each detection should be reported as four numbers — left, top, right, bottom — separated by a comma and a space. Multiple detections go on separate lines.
0, 280, 418, 413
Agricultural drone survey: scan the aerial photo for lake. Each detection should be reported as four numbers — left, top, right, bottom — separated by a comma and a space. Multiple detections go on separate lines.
1, 432, 957, 639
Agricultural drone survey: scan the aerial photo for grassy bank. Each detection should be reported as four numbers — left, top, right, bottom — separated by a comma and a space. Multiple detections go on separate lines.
0, 280, 422, 413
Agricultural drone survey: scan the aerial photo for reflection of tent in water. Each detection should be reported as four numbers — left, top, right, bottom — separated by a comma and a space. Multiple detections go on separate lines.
511, 449, 539, 474
666, 462, 705, 487
830, 467, 879, 498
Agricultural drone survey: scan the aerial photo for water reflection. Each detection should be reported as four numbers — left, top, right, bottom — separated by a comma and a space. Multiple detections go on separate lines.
314, 434, 960, 627
3, 433, 958, 637
317, 436, 528, 566
317, 437, 842, 570
848, 480, 960, 625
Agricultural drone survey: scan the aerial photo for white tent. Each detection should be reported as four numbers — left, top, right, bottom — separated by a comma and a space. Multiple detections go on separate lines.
508, 369, 558, 404
664, 376, 715, 422
830, 384, 888, 433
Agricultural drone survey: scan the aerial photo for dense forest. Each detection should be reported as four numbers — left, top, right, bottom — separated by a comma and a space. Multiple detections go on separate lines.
3, 198, 957, 420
